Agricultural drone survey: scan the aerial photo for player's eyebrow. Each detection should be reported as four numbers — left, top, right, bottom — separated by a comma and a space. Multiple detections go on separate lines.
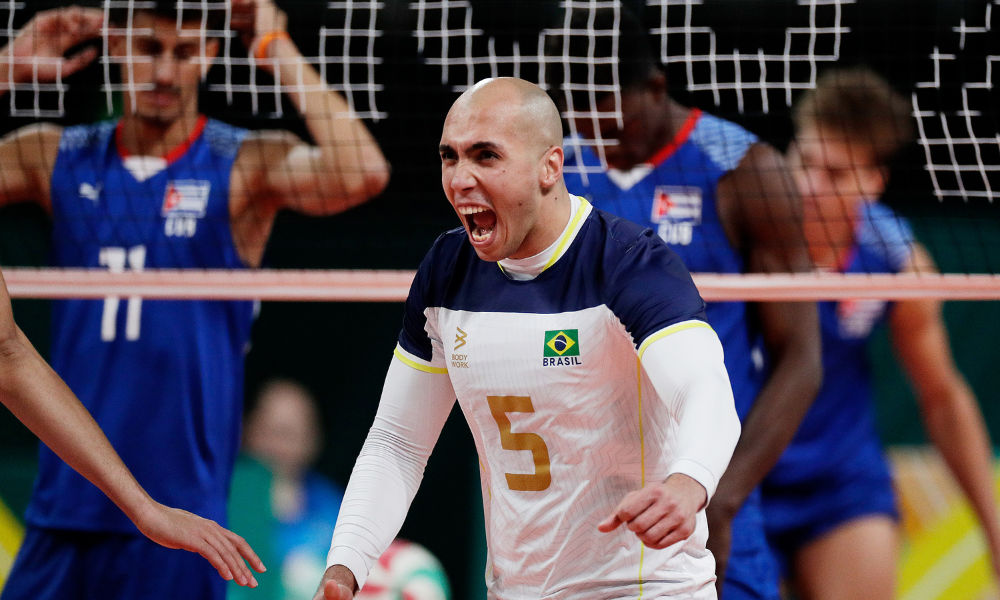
468, 141, 501, 153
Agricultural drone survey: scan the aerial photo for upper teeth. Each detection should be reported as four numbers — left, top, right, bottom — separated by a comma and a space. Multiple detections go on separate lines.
458, 206, 488, 215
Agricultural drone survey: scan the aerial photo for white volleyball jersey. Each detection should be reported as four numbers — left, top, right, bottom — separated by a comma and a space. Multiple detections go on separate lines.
396, 199, 715, 599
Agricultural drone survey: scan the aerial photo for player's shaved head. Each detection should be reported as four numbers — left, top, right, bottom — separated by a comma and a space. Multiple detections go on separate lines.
439, 77, 570, 263
450, 77, 563, 154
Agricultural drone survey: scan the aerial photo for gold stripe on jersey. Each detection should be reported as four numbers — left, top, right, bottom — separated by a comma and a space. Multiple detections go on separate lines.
637, 320, 715, 361
542, 197, 592, 271
394, 345, 448, 374
633, 319, 714, 599
636, 354, 647, 599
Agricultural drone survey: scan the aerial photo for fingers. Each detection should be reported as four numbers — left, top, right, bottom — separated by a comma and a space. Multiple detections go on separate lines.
598, 489, 656, 533
62, 46, 99, 78
599, 486, 697, 550
324, 579, 354, 600
224, 529, 266, 573
35, 7, 103, 51
194, 536, 235, 583
597, 513, 623, 533
208, 526, 257, 587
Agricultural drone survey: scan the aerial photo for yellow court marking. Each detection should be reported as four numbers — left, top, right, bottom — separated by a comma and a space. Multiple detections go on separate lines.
897, 474, 1000, 600
0, 496, 25, 589
393, 347, 448, 374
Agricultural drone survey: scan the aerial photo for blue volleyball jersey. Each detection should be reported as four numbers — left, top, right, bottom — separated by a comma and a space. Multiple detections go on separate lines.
26, 117, 255, 533
563, 109, 763, 419
764, 202, 914, 487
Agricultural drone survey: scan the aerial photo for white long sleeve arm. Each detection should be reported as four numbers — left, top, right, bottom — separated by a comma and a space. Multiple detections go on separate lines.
326, 356, 456, 589
639, 323, 741, 502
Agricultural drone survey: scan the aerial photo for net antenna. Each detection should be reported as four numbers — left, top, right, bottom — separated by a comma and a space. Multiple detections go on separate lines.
647, 0, 854, 114
913, 1, 998, 202
3, 0, 68, 118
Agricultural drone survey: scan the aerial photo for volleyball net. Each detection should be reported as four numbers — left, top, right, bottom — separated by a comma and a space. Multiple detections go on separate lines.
0, 0, 997, 302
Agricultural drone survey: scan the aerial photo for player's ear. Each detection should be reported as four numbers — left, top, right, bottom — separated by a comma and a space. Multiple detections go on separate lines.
201, 38, 221, 78
540, 145, 563, 189
646, 70, 667, 99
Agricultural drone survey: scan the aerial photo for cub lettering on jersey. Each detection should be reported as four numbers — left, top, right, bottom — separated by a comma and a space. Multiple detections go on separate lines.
651, 186, 702, 247
162, 180, 211, 238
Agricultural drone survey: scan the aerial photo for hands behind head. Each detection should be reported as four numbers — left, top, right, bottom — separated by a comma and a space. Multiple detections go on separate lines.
231, 0, 288, 56
131, 500, 265, 588
598, 473, 708, 550
2, 6, 104, 85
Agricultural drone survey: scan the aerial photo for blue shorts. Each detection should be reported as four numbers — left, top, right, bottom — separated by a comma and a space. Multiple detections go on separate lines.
721, 488, 781, 600
761, 465, 898, 577
1, 526, 226, 600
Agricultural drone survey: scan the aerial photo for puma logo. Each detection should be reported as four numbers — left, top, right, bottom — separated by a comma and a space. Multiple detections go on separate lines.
79, 182, 102, 203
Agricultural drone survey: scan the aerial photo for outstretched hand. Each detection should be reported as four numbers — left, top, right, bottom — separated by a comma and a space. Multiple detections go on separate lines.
132, 501, 265, 587
1, 6, 103, 86
599, 473, 707, 550
313, 565, 358, 600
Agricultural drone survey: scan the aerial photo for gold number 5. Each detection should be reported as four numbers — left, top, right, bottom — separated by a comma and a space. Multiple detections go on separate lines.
487, 395, 552, 492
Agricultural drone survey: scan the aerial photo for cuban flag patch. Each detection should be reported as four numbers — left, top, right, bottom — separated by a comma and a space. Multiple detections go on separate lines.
651, 186, 702, 224
161, 180, 211, 217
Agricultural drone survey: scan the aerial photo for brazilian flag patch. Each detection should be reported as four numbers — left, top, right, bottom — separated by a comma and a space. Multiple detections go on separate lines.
544, 330, 580, 357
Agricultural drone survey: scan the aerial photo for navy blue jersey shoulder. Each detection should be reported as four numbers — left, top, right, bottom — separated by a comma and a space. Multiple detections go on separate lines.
399, 209, 706, 361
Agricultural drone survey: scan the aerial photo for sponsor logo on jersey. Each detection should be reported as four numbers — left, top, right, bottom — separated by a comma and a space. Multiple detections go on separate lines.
543, 329, 582, 366
162, 180, 210, 217
79, 182, 102, 203
451, 327, 470, 368
650, 186, 702, 224
651, 186, 702, 246
162, 180, 210, 238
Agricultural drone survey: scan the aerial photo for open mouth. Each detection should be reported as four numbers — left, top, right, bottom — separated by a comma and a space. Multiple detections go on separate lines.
458, 206, 497, 244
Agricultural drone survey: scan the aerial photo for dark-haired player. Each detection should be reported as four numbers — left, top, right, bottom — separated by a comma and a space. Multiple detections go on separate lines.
761, 66, 1000, 600
0, 2, 388, 599
552, 7, 822, 600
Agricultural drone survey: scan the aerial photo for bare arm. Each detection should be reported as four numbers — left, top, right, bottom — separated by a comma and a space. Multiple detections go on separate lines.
229, 0, 390, 266
0, 6, 106, 211
0, 268, 265, 586
0, 124, 60, 212
707, 143, 823, 589
889, 244, 1000, 576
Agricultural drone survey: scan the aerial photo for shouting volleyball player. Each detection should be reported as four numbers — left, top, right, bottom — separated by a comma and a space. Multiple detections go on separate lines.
760, 67, 1000, 600
0, 266, 264, 587
553, 8, 821, 600
0, 2, 388, 599
315, 77, 741, 600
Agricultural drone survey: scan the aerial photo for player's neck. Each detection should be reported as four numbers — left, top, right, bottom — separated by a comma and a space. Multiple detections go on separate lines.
807, 218, 856, 271
509, 190, 573, 260
636, 98, 694, 168
117, 112, 204, 158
